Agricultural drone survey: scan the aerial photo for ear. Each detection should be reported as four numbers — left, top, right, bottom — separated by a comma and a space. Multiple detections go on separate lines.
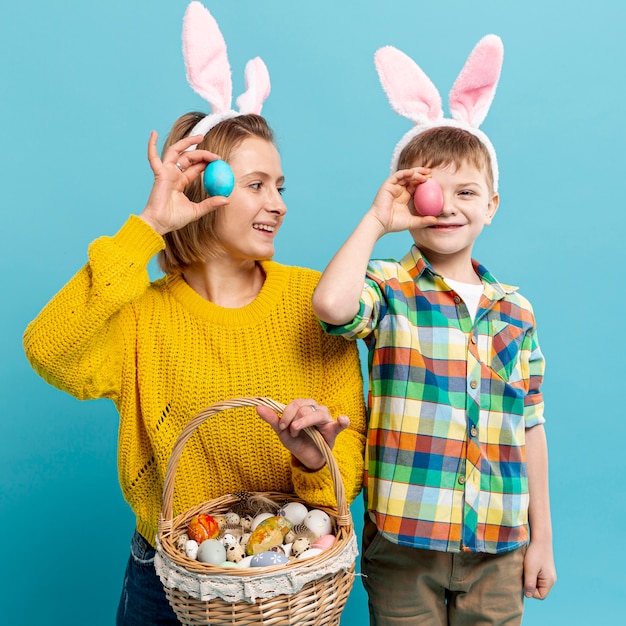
484, 192, 500, 225
374, 46, 443, 124
235, 57, 271, 114
449, 35, 504, 128
182, 1, 232, 114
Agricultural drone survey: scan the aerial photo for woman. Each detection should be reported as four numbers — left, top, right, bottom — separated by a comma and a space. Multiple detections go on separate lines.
23, 111, 366, 624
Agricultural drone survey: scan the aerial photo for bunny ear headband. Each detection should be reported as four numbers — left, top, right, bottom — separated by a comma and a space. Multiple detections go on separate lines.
183, 1, 271, 147
375, 34, 504, 191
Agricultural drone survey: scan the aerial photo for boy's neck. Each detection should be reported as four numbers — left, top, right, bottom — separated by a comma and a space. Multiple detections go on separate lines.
421, 250, 481, 285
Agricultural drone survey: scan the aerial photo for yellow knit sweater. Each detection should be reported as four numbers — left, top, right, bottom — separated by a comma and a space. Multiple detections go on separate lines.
24, 216, 366, 546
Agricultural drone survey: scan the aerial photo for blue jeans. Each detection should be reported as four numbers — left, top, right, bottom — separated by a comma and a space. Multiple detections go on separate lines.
116, 530, 180, 626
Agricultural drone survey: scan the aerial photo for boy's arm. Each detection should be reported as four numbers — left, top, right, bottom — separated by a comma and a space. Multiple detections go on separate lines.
524, 423, 557, 600
313, 168, 435, 326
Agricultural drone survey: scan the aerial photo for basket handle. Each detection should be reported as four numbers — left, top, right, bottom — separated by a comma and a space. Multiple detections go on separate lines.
160, 397, 351, 531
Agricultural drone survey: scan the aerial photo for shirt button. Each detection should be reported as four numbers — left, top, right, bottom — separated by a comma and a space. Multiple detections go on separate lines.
470, 380, 478, 389
470, 426, 478, 437
454, 295, 461, 304
471, 336, 477, 344
458, 476, 466, 485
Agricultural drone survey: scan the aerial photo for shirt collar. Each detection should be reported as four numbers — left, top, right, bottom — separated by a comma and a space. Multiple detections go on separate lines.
400, 245, 519, 299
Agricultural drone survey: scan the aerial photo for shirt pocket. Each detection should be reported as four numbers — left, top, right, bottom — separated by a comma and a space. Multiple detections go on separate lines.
478, 321, 526, 382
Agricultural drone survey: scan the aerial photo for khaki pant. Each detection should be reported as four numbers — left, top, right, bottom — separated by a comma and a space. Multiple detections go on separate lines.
361, 515, 525, 626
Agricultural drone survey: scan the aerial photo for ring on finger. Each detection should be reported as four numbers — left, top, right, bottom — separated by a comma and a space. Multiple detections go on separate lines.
310, 405, 317, 412
175, 162, 185, 173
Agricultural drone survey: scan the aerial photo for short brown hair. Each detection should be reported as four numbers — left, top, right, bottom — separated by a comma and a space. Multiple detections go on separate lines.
158, 113, 275, 275
397, 126, 494, 193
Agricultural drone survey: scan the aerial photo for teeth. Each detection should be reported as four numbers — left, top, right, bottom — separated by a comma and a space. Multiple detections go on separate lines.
253, 224, 275, 232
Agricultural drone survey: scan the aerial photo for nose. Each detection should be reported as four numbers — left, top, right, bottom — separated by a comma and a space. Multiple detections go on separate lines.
266, 188, 287, 216
439, 196, 457, 216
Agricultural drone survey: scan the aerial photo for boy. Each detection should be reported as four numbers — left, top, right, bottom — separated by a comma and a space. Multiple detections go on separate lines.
312, 36, 556, 625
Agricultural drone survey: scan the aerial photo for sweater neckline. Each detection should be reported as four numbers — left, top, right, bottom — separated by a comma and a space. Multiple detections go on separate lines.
166, 260, 287, 326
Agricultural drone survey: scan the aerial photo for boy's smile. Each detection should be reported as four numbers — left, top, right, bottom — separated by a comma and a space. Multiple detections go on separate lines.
408, 160, 499, 280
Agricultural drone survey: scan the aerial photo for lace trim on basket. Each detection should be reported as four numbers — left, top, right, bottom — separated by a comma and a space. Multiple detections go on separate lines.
155, 533, 358, 603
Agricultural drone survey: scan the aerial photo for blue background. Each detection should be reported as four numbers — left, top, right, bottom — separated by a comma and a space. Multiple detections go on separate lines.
1, 0, 624, 623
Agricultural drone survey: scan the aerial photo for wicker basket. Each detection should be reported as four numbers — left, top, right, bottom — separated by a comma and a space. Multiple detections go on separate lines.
155, 397, 357, 625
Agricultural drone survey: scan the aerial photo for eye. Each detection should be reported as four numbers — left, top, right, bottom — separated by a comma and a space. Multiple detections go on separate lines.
249, 182, 262, 191
277, 186, 286, 196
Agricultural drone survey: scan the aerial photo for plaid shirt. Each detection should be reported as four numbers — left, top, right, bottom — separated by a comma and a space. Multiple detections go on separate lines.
323, 247, 545, 553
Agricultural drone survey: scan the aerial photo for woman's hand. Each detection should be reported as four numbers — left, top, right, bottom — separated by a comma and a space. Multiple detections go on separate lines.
139, 131, 230, 236
256, 399, 350, 471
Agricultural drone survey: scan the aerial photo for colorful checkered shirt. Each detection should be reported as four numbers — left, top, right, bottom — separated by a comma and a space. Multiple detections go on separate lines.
323, 246, 545, 553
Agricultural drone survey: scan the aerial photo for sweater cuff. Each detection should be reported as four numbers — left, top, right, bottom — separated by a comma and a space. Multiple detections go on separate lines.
113, 215, 165, 266
291, 461, 338, 508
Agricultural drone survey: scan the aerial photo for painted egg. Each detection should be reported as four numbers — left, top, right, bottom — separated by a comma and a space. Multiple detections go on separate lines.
187, 513, 220, 543
203, 159, 235, 197
250, 551, 290, 567
279, 501, 309, 526
246, 516, 292, 555
302, 509, 332, 537
312, 534, 336, 551
197, 539, 226, 565
414, 178, 444, 216
220, 561, 239, 568
297, 547, 324, 560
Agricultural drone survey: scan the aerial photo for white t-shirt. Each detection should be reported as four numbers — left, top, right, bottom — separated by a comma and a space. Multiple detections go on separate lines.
444, 277, 484, 323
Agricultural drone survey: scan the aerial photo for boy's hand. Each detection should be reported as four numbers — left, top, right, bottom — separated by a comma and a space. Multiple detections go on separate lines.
368, 167, 438, 234
523, 541, 557, 600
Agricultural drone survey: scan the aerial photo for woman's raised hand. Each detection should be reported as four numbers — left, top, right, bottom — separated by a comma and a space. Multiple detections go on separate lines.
139, 131, 230, 236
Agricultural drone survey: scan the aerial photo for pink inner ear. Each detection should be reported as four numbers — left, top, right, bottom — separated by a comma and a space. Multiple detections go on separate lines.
183, 1, 232, 113
375, 46, 443, 124
449, 35, 503, 128
236, 57, 271, 114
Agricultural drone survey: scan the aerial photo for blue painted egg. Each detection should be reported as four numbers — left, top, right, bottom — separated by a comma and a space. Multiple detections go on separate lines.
250, 551, 289, 568
203, 160, 235, 197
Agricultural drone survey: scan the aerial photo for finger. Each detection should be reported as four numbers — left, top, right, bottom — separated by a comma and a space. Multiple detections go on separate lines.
147, 131, 162, 173
523, 575, 538, 599
255, 406, 281, 431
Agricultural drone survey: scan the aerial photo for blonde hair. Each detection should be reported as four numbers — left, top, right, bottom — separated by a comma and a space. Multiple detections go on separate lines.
158, 113, 275, 275
397, 126, 494, 194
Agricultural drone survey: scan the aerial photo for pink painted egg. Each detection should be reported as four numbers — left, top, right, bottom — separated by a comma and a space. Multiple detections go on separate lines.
312, 534, 336, 551
413, 178, 444, 216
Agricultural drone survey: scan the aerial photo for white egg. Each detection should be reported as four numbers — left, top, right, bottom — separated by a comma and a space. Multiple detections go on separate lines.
297, 547, 324, 560
185, 539, 199, 560
197, 539, 226, 565
279, 501, 309, 526
251, 512, 274, 530
237, 555, 254, 568
302, 509, 332, 537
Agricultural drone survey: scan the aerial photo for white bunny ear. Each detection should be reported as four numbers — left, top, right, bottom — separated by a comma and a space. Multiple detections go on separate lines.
235, 57, 271, 114
374, 46, 443, 124
182, 1, 232, 114
449, 35, 504, 128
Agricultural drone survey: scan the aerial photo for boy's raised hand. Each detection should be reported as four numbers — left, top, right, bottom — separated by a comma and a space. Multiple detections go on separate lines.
368, 167, 438, 235
140, 131, 230, 236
